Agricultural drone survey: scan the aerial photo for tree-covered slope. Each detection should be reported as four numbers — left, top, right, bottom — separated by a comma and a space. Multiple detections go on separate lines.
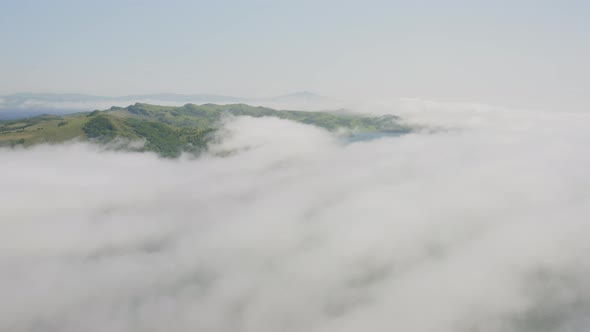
0, 103, 410, 157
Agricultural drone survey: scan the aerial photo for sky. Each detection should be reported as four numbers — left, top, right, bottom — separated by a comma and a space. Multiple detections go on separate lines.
1, 0, 590, 111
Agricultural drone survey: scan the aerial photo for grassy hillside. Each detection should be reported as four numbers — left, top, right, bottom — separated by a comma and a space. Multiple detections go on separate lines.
0, 103, 410, 157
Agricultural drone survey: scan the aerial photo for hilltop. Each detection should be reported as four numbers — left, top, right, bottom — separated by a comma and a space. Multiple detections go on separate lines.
0, 91, 333, 119
0, 103, 410, 157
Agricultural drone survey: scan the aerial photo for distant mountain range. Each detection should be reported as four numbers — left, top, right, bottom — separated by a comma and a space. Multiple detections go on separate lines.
0, 92, 334, 119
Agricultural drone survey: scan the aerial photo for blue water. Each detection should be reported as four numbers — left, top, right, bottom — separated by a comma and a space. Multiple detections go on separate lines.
345, 131, 405, 143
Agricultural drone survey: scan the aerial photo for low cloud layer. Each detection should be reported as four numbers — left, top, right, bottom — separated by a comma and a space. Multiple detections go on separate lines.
1, 110, 590, 332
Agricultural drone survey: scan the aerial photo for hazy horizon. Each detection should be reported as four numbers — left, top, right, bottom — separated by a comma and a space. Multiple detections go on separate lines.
3, 0, 590, 111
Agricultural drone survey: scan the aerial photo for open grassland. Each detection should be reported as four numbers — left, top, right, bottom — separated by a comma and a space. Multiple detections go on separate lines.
0, 103, 410, 157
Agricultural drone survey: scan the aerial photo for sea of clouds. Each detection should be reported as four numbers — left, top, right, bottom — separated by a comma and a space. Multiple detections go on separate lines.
1, 103, 590, 332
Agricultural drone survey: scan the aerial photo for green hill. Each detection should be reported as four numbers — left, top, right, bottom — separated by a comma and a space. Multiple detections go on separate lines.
0, 103, 410, 157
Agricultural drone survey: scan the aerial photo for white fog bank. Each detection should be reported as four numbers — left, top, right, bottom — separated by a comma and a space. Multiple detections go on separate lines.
1, 110, 590, 332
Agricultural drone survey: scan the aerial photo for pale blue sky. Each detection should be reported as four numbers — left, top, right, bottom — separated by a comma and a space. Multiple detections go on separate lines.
2, 0, 590, 110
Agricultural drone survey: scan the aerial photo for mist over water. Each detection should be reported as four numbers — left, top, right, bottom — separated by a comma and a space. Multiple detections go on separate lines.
2, 109, 590, 332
